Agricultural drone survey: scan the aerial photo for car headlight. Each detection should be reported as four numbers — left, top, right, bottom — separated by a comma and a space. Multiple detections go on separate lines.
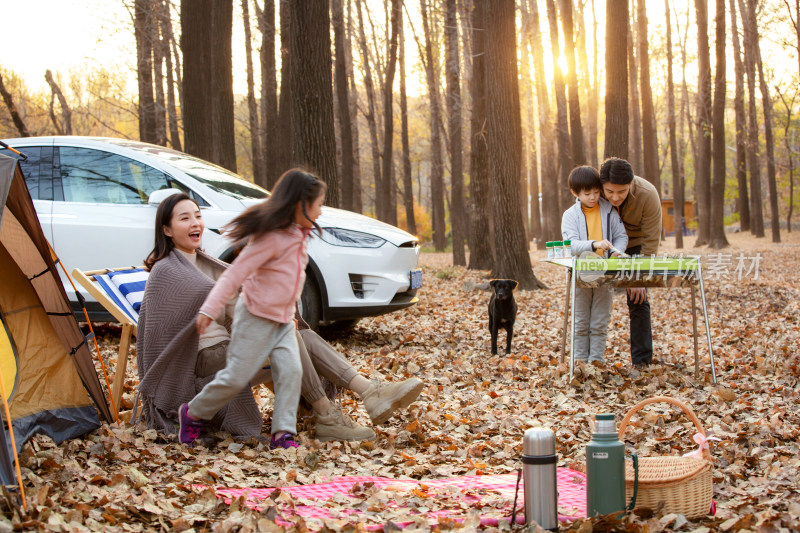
319, 228, 387, 248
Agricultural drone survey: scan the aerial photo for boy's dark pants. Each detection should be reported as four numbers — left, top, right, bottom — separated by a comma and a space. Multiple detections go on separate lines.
625, 245, 653, 365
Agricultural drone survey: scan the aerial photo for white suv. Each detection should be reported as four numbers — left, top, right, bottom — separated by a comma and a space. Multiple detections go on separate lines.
1, 137, 422, 329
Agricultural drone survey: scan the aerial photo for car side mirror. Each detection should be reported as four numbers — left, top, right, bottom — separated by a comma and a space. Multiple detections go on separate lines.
148, 188, 183, 206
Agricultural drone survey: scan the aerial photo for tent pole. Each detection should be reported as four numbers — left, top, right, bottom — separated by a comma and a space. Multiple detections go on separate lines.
0, 366, 26, 512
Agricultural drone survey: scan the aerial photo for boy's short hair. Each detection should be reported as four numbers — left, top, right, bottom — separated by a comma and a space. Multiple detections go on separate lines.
568, 166, 602, 193
599, 157, 634, 185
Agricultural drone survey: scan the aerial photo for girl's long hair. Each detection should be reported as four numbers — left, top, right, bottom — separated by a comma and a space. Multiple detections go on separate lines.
144, 192, 199, 270
225, 168, 326, 242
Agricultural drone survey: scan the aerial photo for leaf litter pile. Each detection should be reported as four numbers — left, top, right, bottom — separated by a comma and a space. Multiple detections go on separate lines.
4, 233, 800, 532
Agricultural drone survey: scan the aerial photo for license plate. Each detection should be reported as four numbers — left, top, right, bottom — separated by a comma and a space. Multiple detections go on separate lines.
409, 269, 423, 289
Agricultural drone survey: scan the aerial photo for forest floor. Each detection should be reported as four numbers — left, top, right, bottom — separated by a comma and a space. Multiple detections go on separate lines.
4, 231, 800, 532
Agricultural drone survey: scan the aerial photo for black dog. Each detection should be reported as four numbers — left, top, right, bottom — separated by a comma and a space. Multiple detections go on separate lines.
488, 279, 518, 355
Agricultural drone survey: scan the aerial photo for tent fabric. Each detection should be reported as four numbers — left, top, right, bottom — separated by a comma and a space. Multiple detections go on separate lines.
0, 153, 112, 472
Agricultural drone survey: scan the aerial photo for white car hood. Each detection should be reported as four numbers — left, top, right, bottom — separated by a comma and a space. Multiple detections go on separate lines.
239, 201, 417, 246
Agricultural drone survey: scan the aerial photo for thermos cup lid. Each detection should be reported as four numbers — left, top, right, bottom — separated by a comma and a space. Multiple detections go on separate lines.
523, 427, 556, 456
594, 413, 617, 434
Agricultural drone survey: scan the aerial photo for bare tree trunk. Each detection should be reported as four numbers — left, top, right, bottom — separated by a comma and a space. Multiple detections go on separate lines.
709, 0, 729, 248
356, 0, 382, 217
518, 8, 529, 241
468, 0, 493, 270
160, 0, 181, 151
627, 13, 643, 175
590, 0, 600, 167
638, 0, 659, 193
243, 0, 265, 184
346, 0, 363, 212
47, 94, 63, 135
677, 8, 695, 236
486, 0, 541, 289
677, 8, 696, 171
739, 0, 765, 236
665, 0, 683, 248
755, 31, 781, 242
378, 0, 400, 224
445, 0, 466, 265
545, 0, 572, 211
604, 0, 628, 159
135, 0, 157, 143
520, 0, 542, 247
530, 0, 560, 242
0, 72, 30, 137
289, 0, 340, 206
730, 0, 749, 231
332, 0, 356, 210
152, 11, 167, 147
576, 0, 597, 168
420, 0, 446, 250
254, 0, 277, 187
560, 0, 585, 165
44, 70, 73, 135
776, 88, 795, 232
399, 17, 416, 236
181, 0, 237, 172
170, 30, 184, 120
276, 0, 293, 181
693, 0, 712, 246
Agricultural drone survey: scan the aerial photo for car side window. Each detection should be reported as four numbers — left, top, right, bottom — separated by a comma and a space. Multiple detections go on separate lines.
58, 147, 182, 204
3, 146, 41, 198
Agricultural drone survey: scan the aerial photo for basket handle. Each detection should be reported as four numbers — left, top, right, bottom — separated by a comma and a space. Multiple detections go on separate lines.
618, 396, 709, 459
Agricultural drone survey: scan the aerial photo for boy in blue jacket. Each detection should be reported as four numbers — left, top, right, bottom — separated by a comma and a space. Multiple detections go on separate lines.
561, 166, 628, 363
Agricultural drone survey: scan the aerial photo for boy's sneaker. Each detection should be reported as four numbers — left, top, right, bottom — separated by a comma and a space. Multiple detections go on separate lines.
270, 433, 300, 449
362, 377, 423, 425
178, 403, 205, 444
315, 405, 375, 442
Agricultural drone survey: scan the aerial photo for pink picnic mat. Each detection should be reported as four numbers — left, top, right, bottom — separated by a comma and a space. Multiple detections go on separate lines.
211, 468, 586, 529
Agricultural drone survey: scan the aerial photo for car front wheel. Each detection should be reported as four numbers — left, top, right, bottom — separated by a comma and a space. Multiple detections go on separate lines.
298, 275, 321, 330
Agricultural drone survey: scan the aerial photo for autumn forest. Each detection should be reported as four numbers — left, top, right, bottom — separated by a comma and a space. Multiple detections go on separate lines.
1, 0, 799, 286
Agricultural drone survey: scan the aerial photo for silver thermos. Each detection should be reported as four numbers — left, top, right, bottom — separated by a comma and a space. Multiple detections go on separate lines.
522, 428, 558, 531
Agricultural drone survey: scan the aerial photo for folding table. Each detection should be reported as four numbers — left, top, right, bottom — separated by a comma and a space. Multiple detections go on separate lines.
543, 255, 717, 384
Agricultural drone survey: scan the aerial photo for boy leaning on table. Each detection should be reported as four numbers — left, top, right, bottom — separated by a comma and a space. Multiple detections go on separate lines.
561, 166, 628, 364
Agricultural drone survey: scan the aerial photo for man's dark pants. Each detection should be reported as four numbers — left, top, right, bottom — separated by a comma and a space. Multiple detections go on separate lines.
625, 245, 653, 365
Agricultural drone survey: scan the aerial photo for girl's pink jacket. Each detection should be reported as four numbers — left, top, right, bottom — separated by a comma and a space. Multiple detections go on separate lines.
199, 224, 312, 324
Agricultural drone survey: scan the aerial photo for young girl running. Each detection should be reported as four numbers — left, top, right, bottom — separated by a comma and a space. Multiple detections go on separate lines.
179, 169, 326, 449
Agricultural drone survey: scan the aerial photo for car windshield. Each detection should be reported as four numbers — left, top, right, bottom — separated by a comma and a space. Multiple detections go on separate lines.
166, 157, 268, 199
108, 140, 269, 200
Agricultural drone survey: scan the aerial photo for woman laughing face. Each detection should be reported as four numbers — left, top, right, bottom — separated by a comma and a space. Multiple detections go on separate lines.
163, 199, 204, 254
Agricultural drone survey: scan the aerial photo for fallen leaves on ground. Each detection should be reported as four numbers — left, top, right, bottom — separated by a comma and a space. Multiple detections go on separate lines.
3, 233, 800, 531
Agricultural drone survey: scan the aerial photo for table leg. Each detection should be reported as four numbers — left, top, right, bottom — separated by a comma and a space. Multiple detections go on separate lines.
691, 286, 699, 380
560, 270, 572, 363
568, 262, 577, 383
697, 263, 717, 384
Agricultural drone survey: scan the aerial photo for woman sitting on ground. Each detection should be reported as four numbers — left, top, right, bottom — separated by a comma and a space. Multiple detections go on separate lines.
135, 191, 423, 442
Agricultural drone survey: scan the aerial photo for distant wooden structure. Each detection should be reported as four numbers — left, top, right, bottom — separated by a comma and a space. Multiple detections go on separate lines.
661, 198, 695, 236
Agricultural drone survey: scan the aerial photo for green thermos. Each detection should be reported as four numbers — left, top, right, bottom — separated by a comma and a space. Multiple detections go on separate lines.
586, 413, 637, 516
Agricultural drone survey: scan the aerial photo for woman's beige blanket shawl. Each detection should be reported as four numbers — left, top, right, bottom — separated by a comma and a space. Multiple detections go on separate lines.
135, 250, 262, 438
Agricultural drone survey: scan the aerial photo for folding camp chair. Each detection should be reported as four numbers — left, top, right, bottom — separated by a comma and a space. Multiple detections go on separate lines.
72, 267, 146, 413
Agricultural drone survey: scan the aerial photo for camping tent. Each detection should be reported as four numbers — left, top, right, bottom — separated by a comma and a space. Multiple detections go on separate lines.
0, 153, 112, 485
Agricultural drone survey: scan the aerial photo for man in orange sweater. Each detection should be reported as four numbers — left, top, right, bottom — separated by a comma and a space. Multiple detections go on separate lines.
599, 157, 662, 367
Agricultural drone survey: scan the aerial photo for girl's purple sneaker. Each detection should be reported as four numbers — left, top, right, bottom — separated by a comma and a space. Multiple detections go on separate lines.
178, 403, 205, 444
270, 433, 299, 449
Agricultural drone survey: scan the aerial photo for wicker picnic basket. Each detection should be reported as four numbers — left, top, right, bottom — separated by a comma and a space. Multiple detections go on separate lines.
618, 396, 714, 519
